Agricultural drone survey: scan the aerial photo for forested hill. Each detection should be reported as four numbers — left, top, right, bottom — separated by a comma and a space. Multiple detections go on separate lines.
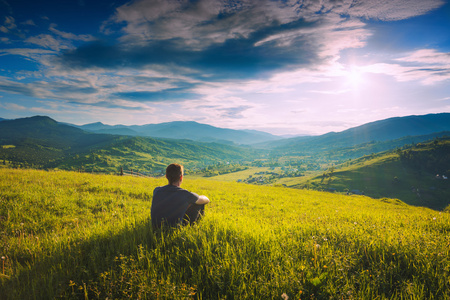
0, 116, 258, 172
0, 115, 115, 150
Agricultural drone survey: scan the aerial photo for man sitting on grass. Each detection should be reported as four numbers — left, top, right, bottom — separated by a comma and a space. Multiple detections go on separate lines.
151, 163, 210, 228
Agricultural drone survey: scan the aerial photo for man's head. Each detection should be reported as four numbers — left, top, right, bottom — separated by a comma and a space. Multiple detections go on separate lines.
166, 163, 183, 185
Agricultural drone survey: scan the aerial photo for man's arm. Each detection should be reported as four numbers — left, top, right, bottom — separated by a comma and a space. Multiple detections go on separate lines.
195, 195, 210, 205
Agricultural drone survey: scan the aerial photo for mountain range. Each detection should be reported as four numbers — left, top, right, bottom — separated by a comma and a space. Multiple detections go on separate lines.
4, 113, 449, 150
1, 113, 449, 170
76, 120, 282, 145
0, 116, 258, 171
66, 113, 450, 150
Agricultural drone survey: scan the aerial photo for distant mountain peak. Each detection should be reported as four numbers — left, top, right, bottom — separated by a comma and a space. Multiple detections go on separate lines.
85, 122, 105, 126
79, 121, 111, 131
29, 115, 55, 120
15, 115, 59, 126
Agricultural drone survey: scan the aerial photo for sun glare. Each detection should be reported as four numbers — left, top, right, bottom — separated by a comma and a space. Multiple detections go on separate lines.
345, 66, 364, 89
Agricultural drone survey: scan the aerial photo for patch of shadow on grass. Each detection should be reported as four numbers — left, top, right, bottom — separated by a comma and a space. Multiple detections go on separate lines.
1, 218, 163, 299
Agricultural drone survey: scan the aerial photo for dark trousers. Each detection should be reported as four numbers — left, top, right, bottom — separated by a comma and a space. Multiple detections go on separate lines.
182, 203, 205, 225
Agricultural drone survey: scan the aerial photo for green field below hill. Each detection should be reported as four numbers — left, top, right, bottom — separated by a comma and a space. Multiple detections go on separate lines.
290, 153, 450, 210
0, 168, 449, 299
190, 167, 271, 181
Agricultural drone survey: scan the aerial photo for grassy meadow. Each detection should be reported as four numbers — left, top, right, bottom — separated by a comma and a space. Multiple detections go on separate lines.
0, 168, 449, 299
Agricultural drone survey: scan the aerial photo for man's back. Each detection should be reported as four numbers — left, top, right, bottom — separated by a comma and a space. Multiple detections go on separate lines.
151, 185, 199, 227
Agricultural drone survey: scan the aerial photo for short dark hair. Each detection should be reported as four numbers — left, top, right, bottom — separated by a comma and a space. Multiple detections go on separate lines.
166, 163, 183, 184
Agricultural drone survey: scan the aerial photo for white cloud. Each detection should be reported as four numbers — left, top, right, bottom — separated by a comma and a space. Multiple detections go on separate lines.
0, 48, 56, 56
0, 15, 24, 37
0, 102, 27, 110
4, 16, 17, 30
49, 24, 95, 42
173, 93, 260, 127
341, 0, 444, 21
0, 48, 56, 69
21, 19, 36, 26
362, 49, 450, 85
105, 0, 312, 47
25, 34, 71, 51
309, 88, 352, 95
396, 49, 450, 65
105, 0, 444, 48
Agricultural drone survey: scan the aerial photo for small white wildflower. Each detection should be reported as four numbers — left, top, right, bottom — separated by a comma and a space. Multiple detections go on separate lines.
281, 292, 289, 300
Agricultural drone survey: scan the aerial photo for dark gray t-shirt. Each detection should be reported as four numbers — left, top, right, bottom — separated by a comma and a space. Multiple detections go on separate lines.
151, 185, 199, 227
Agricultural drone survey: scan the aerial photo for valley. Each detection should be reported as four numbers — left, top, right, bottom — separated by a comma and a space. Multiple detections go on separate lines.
1, 113, 449, 211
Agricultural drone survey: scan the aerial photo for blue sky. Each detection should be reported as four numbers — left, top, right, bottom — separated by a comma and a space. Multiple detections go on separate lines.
0, 0, 449, 135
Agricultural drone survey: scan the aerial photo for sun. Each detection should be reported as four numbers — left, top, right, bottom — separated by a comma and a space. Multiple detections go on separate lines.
345, 65, 364, 89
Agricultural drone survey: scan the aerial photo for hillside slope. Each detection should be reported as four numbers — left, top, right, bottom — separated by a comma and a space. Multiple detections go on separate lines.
268, 113, 450, 158
0, 115, 111, 149
292, 138, 450, 210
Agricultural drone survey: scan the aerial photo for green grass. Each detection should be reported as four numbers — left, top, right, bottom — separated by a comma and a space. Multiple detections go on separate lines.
1, 168, 449, 299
